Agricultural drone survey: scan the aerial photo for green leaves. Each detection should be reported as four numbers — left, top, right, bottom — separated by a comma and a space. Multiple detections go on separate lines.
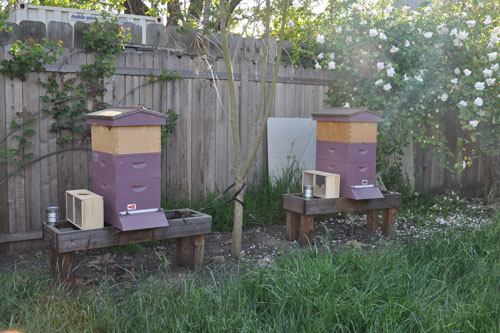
0, 38, 62, 81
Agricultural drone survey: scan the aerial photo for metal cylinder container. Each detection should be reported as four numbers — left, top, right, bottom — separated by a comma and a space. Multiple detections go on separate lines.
303, 185, 313, 199
46, 206, 59, 225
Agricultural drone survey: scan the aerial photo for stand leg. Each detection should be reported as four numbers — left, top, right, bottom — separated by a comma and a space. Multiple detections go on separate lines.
50, 248, 76, 289
176, 235, 205, 270
382, 208, 396, 236
299, 215, 314, 246
285, 210, 299, 241
366, 210, 379, 231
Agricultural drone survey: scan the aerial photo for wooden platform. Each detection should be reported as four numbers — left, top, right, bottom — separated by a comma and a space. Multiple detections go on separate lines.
282, 191, 402, 245
43, 209, 212, 287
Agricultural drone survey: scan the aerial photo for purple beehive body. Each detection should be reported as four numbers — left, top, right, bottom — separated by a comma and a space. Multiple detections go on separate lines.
312, 107, 383, 200
86, 106, 169, 230
316, 141, 376, 162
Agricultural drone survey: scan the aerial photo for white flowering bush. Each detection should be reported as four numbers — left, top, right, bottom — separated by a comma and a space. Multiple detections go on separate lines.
302, 0, 500, 171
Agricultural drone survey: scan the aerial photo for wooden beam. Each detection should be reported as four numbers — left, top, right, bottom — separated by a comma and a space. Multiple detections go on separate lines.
44, 209, 212, 253
50, 248, 76, 289
299, 215, 314, 246
282, 192, 402, 215
382, 208, 396, 236
285, 210, 298, 242
366, 210, 379, 231
0, 230, 43, 243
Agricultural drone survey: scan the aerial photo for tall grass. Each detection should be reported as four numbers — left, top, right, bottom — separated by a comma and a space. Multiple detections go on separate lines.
2, 220, 499, 332
163, 161, 303, 231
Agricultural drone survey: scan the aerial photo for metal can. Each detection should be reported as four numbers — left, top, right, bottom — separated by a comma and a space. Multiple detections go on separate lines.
46, 206, 59, 225
303, 185, 313, 199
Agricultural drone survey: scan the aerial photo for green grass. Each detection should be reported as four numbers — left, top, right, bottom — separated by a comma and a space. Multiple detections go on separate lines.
163, 162, 303, 231
2, 219, 499, 332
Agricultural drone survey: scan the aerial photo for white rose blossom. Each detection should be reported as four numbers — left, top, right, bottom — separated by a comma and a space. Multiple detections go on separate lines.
387, 67, 395, 77
316, 34, 325, 44
336, 26, 343, 33
486, 78, 496, 86
463, 69, 472, 76
405, 40, 410, 47
390, 46, 399, 53
423, 32, 433, 39
369, 29, 378, 37
288, 20, 295, 28
360, 20, 367, 25
414, 75, 423, 82
469, 120, 479, 128
457, 31, 468, 40
314, 62, 321, 70
377, 62, 385, 70
454, 67, 461, 75
474, 82, 485, 91
383, 83, 392, 91
379, 32, 387, 40
375, 79, 383, 85
459, 100, 467, 107
344, 102, 350, 108
317, 53, 324, 60
328, 61, 336, 70
484, 15, 492, 25
404, 74, 409, 81
466, 20, 476, 28
488, 52, 497, 61
491, 64, 499, 71
329, 53, 335, 59
474, 97, 484, 106
483, 69, 492, 77
440, 93, 448, 101
451, 78, 458, 84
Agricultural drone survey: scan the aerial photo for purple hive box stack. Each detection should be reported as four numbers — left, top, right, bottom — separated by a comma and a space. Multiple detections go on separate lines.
312, 107, 384, 200
86, 106, 169, 231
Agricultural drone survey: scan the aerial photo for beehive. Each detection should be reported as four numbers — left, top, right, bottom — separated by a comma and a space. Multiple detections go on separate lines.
86, 106, 169, 230
312, 107, 383, 200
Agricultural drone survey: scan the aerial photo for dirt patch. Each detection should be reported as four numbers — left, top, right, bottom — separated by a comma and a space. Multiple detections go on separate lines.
0, 214, 391, 287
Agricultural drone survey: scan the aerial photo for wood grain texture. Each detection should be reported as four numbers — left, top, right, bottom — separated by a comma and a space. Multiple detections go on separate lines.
50, 248, 76, 288
366, 210, 379, 231
299, 214, 314, 246
285, 210, 298, 241
316, 122, 378, 143
45, 209, 211, 253
191, 75, 205, 202
382, 207, 396, 236
0, 46, 9, 252
282, 192, 402, 215
166, 54, 180, 199
178, 56, 193, 201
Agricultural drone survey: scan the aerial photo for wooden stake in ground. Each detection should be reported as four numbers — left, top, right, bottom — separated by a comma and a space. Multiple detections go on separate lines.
220, 0, 290, 258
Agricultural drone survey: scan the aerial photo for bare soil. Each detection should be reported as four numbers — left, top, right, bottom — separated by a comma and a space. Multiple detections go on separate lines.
0, 214, 390, 287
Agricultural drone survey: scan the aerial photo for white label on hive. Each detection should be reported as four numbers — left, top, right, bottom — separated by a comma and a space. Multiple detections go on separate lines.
127, 204, 137, 210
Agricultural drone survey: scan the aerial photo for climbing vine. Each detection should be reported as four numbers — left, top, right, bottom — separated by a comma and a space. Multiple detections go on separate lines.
0, 13, 183, 182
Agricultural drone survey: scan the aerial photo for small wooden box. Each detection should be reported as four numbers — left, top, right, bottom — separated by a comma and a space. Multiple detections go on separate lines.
302, 170, 340, 199
90, 125, 162, 155
316, 122, 378, 143
65, 189, 104, 230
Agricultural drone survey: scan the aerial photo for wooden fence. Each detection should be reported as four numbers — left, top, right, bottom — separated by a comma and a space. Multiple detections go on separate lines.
0, 38, 490, 252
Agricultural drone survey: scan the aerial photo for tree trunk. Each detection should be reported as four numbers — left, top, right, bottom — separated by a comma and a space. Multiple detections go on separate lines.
230, 181, 246, 257
124, 0, 148, 15
167, 0, 182, 26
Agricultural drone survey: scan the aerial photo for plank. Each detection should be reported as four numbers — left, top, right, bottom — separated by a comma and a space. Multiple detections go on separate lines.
166, 54, 180, 200
274, 65, 286, 117
125, 51, 141, 105
285, 210, 298, 241
0, 45, 9, 252
294, 66, 305, 117
203, 77, 217, 196
190, 74, 205, 202
50, 248, 76, 287
113, 53, 126, 105
0, 230, 43, 243
284, 65, 296, 118
47, 210, 212, 253
5, 63, 26, 235
382, 208, 396, 236
178, 56, 193, 201
282, 192, 402, 215
366, 210, 379, 231
299, 215, 314, 246
215, 58, 229, 192
23, 73, 42, 231
139, 52, 154, 109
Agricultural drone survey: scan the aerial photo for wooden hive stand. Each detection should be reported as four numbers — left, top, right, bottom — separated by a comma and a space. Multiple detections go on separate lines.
282, 191, 402, 245
43, 209, 211, 288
